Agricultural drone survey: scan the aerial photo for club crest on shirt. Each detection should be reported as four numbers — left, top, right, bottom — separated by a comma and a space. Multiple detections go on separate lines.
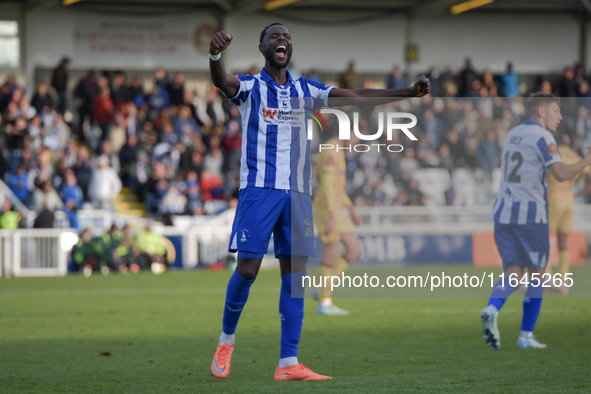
548, 143, 558, 154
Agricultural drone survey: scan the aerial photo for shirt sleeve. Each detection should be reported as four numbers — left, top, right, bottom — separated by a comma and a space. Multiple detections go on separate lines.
225, 75, 255, 106
536, 133, 563, 167
303, 79, 336, 107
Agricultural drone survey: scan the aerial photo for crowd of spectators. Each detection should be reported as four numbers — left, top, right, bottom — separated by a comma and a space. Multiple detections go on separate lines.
320, 59, 591, 206
379, 59, 591, 100
324, 93, 591, 207
2, 57, 591, 229
0, 64, 244, 228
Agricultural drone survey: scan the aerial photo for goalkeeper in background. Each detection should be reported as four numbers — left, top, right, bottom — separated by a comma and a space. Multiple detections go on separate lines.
546, 135, 591, 294
313, 136, 362, 315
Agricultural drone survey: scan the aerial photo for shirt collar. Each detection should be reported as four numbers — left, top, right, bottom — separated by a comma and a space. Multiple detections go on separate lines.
523, 119, 542, 128
259, 68, 295, 88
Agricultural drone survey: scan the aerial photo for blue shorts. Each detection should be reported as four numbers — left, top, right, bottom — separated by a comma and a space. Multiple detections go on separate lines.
494, 222, 549, 270
228, 187, 315, 259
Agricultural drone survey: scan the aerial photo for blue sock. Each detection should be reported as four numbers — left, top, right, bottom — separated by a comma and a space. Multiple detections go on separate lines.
487, 277, 517, 312
279, 272, 306, 359
521, 278, 543, 333
222, 270, 255, 335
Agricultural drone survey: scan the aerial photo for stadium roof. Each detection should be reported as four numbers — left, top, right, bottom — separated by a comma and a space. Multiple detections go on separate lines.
19, 0, 591, 16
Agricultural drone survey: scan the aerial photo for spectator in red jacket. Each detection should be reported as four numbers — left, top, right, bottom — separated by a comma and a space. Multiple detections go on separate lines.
222, 119, 242, 176
200, 168, 225, 202
200, 168, 228, 215
222, 120, 242, 154
93, 87, 114, 143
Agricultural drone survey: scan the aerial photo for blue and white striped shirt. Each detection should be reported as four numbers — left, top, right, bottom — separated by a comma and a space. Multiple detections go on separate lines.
228, 68, 334, 195
491, 120, 563, 225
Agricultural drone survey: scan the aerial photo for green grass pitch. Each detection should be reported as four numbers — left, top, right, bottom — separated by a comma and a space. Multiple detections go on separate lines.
1, 266, 590, 393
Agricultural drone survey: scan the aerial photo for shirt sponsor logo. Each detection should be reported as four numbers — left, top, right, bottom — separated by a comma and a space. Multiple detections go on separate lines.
262, 108, 277, 119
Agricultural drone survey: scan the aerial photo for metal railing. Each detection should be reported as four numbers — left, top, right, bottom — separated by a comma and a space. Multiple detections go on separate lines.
0, 230, 12, 278
353, 205, 591, 234
0, 229, 76, 277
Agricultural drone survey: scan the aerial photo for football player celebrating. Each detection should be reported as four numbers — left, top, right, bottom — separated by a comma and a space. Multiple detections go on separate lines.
209, 22, 430, 381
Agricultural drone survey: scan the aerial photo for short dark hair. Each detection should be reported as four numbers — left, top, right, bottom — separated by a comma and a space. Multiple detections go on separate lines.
526, 92, 560, 118
260, 22, 284, 44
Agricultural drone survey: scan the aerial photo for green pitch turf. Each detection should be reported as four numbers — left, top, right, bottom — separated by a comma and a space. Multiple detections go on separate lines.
1, 266, 590, 393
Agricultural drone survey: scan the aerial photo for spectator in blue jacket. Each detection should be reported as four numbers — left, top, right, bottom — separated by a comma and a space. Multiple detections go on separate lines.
174, 105, 200, 145
387, 65, 406, 90
61, 169, 83, 229
499, 62, 519, 97
148, 85, 170, 115
7, 165, 29, 203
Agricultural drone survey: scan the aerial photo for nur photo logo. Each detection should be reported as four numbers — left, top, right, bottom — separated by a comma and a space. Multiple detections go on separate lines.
305, 107, 418, 152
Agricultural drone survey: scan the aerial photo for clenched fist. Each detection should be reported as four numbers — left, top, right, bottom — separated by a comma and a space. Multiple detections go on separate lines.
411, 75, 431, 97
210, 32, 233, 55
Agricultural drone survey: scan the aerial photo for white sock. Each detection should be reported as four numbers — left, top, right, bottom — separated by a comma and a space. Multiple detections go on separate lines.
219, 332, 235, 345
278, 357, 298, 368
520, 330, 533, 338
320, 300, 332, 307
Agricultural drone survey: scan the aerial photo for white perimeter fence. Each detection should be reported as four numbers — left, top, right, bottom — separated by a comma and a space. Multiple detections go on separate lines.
0, 229, 77, 278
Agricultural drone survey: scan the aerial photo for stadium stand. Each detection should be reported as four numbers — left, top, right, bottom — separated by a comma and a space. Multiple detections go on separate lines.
2, 60, 591, 233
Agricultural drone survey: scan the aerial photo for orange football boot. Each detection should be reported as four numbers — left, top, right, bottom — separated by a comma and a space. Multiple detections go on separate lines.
274, 363, 332, 381
211, 343, 234, 379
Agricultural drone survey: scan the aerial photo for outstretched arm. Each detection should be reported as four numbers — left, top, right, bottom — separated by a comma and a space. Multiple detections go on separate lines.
209, 31, 240, 99
549, 148, 591, 182
328, 75, 431, 106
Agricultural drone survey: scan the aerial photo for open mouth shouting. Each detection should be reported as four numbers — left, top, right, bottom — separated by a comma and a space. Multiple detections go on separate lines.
275, 44, 288, 62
